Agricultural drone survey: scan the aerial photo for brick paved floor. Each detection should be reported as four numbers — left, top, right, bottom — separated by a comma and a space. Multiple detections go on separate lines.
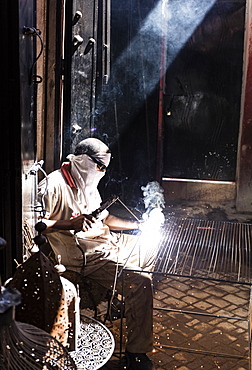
97, 274, 251, 370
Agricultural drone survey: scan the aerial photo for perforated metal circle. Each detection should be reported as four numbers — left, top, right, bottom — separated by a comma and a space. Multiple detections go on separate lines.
70, 314, 115, 370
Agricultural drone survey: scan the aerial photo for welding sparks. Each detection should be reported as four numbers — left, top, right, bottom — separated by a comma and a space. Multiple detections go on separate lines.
139, 208, 165, 268
138, 181, 165, 269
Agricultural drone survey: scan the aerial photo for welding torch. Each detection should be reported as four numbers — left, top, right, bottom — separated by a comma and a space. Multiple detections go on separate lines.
91, 195, 119, 218
73, 195, 119, 236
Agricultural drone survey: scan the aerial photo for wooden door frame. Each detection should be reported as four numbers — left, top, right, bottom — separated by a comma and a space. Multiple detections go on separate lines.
236, 0, 252, 212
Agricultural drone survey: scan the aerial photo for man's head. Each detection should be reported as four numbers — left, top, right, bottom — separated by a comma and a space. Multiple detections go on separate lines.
74, 138, 111, 171
67, 138, 111, 212
74, 138, 109, 156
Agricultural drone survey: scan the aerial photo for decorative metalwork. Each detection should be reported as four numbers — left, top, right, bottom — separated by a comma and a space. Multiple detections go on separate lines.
8, 251, 62, 333
70, 314, 115, 370
0, 288, 76, 370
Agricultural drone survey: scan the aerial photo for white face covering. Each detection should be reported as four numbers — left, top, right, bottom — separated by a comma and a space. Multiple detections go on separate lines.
67, 153, 111, 213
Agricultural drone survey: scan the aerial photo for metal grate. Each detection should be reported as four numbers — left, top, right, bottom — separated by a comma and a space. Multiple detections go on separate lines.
154, 217, 252, 283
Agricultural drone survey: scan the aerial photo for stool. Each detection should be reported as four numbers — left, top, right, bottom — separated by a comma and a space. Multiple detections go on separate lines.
62, 270, 108, 318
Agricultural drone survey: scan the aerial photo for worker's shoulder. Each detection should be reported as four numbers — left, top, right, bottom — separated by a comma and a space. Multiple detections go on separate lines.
48, 168, 63, 178
39, 168, 64, 186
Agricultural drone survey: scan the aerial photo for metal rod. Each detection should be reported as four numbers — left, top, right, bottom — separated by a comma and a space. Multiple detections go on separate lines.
153, 306, 248, 321
154, 344, 249, 360
125, 269, 252, 286
119, 270, 125, 358
117, 197, 140, 221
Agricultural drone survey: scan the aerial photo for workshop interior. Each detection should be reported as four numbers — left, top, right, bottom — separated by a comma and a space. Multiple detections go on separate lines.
1, 0, 252, 369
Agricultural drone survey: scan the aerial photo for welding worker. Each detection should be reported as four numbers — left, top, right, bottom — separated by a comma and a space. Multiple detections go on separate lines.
38, 137, 155, 370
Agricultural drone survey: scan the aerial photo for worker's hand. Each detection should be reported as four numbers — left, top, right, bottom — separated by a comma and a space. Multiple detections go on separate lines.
70, 214, 96, 232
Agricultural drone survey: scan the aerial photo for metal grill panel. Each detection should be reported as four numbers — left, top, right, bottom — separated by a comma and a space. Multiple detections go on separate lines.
154, 217, 252, 283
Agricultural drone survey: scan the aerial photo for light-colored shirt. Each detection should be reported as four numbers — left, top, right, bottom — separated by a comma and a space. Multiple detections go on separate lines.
38, 169, 118, 274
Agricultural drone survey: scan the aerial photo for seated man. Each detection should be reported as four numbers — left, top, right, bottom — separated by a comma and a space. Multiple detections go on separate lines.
38, 137, 154, 370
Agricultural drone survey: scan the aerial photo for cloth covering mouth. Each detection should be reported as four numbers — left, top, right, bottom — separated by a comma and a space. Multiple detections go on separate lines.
66, 153, 111, 213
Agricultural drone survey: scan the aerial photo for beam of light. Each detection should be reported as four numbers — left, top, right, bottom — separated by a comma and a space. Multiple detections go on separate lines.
95, 0, 217, 117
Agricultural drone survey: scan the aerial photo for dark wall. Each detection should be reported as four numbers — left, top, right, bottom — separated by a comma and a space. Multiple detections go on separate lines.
163, 0, 245, 181
0, 0, 22, 281
0, 0, 36, 282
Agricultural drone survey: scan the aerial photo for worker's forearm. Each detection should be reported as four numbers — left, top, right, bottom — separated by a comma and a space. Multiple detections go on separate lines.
104, 214, 139, 230
42, 214, 95, 232
42, 219, 73, 230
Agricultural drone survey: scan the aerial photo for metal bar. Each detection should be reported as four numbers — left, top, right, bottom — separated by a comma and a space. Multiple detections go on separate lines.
213, 221, 225, 278
119, 269, 125, 358
237, 222, 243, 281
170, 219, 192, 274
158, 218, 183, 272
169, 219, 192, 274
153, 306, 248, 321
135, 270, 252, 285
206, 221, 221, 278
177, 218, 198, 274
241, 224, 247, 281
216, 221, 227, 279
245, 225, 251, 280
189, 219, 211, 275
154, 344, 249, 360
227, 222, 233, 278
220, 220, 228, 277
233, 223, 239, 279
248, 286, 252, 369
179, 218, 197, 274
199, 220, 215, 272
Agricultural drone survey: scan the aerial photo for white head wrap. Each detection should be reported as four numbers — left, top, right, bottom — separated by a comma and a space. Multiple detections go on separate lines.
67, 153, 111, 213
